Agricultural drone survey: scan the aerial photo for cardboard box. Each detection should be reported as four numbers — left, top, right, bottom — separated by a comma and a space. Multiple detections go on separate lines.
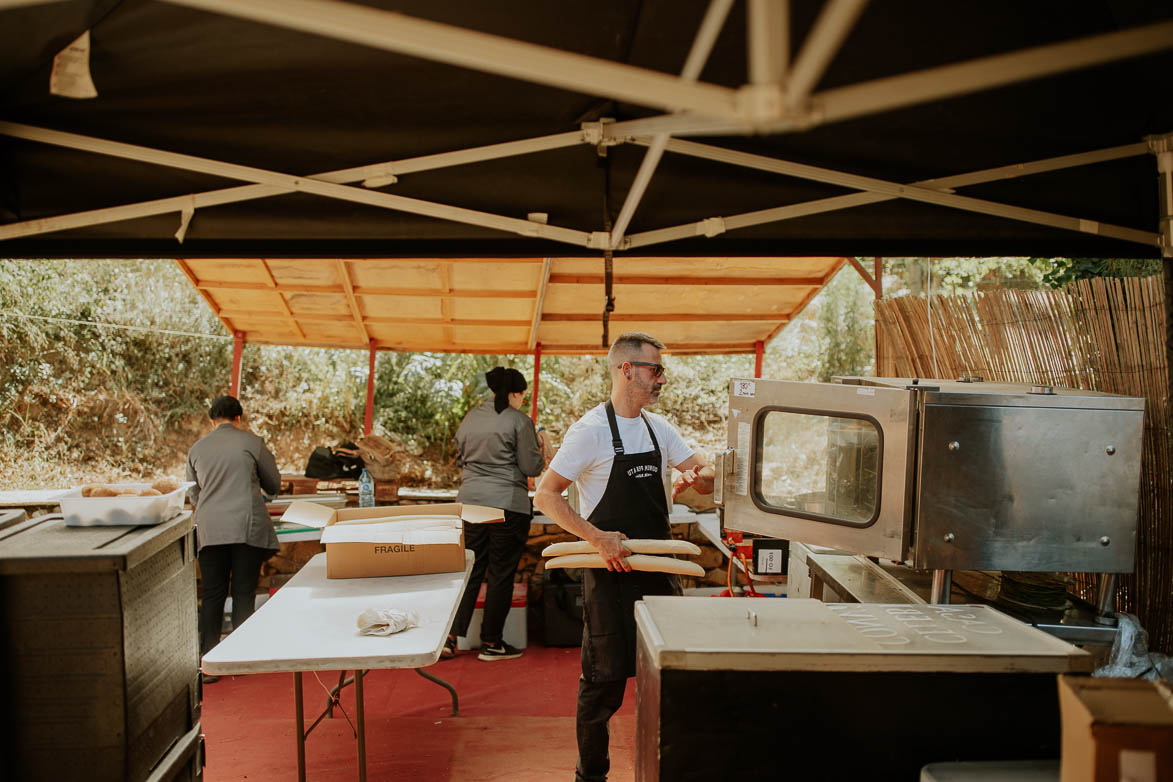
1059, 675, 1173, 782
281, 501, 502, 579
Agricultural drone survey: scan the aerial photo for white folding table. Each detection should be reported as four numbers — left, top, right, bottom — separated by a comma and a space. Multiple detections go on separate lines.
202, 551, 474, 781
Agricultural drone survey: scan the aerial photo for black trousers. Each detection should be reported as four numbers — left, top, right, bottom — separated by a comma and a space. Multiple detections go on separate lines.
576, 570, 680, 781
198, 543, 271, 658
575, 677, 627, 782
450, 509, 531, 644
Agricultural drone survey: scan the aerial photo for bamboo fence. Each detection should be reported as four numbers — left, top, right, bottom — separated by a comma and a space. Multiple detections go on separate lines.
875, 275, 1172, 653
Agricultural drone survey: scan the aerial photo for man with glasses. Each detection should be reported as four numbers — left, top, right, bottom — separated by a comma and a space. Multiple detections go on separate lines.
535, 331, 714, 782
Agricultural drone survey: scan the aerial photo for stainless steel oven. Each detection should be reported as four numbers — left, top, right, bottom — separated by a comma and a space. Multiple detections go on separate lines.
716, 377, 1144, 580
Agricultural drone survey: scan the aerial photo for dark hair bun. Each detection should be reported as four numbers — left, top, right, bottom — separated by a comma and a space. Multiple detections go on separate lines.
485, 366, 505, 393
486, 367, 527, 412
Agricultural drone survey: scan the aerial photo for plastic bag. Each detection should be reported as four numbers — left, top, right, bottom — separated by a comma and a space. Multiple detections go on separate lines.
1093, 612, 1173, 682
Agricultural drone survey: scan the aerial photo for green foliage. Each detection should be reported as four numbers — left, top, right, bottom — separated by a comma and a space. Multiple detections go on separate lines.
0, 259, 380, 487
0, 259, 233, 485
814, 265, 875, 381
5, 255, 1123, 489
882, 257, 1051, 297
371, 352, 510, 459
1031, 258, 1163, 288
758, 263, 876, 384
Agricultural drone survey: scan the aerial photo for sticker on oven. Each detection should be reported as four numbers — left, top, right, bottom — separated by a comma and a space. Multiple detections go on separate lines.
734, 422, 750, 496
856, 387, 876, 396
733, 380, 756, 398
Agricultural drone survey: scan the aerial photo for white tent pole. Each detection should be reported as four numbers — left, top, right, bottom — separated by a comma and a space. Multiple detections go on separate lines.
605, 19, 1173, 139
624, 141, 1156, 249
161, 0, 742, 120
609, 0, 734, 248
356, 132, 583, 181
748, 0, 789, 86
655, 137, 1159, 247
0, 122, 591, 246
605, 114, 755, 138
813, 20, 1173, 127
784, 0, 868, 107
1150, 133, 1173, 258
0, 130, 582, 241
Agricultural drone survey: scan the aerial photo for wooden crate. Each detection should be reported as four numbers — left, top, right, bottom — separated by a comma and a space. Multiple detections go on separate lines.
374, 480, 399, 502
280, 474, 321, 495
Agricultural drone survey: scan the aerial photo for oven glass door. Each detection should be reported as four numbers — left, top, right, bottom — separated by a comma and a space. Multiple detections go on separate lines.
721, 378, 916, 561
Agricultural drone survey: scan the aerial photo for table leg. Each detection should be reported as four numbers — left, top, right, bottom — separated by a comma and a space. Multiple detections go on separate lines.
355, 670, 367, 782
810, 573, 824, 601
327, 670, 347, 718
415, 667, 459, 716
294, 672, 306, 782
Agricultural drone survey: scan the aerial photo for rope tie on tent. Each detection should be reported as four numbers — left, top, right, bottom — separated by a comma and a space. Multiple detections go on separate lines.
601, 153, 615, 347
603, 249, 614, 347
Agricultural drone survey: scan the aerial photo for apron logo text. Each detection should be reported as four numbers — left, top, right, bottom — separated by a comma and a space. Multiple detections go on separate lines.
626, 464, 659, 478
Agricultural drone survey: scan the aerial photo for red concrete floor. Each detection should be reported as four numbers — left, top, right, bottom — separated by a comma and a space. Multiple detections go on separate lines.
200, 643, 638, 781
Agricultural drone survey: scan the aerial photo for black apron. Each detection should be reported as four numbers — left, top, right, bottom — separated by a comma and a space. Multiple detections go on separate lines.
580, 401, 682, 682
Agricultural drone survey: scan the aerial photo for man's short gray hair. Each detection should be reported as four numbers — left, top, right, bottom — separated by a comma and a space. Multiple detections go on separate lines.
608, 331, 665, 368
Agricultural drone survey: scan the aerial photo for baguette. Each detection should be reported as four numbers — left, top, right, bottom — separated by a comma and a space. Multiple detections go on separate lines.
542, 539, 701, 558
544, 553, 704, 577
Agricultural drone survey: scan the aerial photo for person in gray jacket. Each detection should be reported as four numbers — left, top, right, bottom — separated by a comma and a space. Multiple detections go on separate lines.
187, 396, 282, 674
445, 367, 544, 661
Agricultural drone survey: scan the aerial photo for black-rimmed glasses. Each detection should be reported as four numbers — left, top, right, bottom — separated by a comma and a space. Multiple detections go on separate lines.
628, 361, 665, 378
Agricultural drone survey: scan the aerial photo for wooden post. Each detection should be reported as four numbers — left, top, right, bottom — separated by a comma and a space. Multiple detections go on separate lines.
754, 340, 764, 378
531, 342, 542, 423
874, 257, 883, 374
364, 339, 376, 436
230, 331, 244, 397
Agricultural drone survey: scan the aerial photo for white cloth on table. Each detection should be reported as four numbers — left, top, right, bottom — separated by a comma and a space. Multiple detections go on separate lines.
357, 608, 419, 636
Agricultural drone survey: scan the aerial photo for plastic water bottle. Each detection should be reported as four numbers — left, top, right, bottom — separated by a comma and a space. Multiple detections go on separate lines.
358, 468, 375, 508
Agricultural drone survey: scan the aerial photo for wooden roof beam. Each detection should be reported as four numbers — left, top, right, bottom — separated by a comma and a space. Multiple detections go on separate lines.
438, 263, 453, 344
236, 337, 758, 355
845, 257, 881, 296
216, 311, 530, 327
257, 259, 306, 340
174, 259, 236, 335
528, 258, 551, 350
335, 260, 370, 343
765, 259, 847, 342
195, 280, 535, 299
543, 313, 789, 323
548, 274, 825, 286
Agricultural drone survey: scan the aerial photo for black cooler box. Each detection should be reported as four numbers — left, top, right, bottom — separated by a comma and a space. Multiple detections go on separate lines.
542, 567, 584, 646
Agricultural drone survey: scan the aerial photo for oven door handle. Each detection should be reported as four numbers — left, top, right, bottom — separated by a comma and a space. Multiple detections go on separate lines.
714, 448, 735, 506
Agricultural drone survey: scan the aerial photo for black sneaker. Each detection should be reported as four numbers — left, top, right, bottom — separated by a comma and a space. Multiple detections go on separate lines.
477, 641, 523, 661
441, 635, 457, 659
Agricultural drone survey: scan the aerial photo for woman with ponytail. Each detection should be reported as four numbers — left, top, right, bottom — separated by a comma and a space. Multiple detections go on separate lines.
444, 366, 544, 660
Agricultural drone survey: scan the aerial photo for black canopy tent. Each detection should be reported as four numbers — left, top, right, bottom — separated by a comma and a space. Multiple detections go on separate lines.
0, 0, 1171, 261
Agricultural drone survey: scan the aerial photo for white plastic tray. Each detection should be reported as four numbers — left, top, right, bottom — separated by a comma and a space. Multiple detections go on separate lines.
60, 482, 194, 527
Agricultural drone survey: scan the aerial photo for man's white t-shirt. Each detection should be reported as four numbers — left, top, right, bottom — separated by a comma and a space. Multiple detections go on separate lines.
549, 403, 695, 520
